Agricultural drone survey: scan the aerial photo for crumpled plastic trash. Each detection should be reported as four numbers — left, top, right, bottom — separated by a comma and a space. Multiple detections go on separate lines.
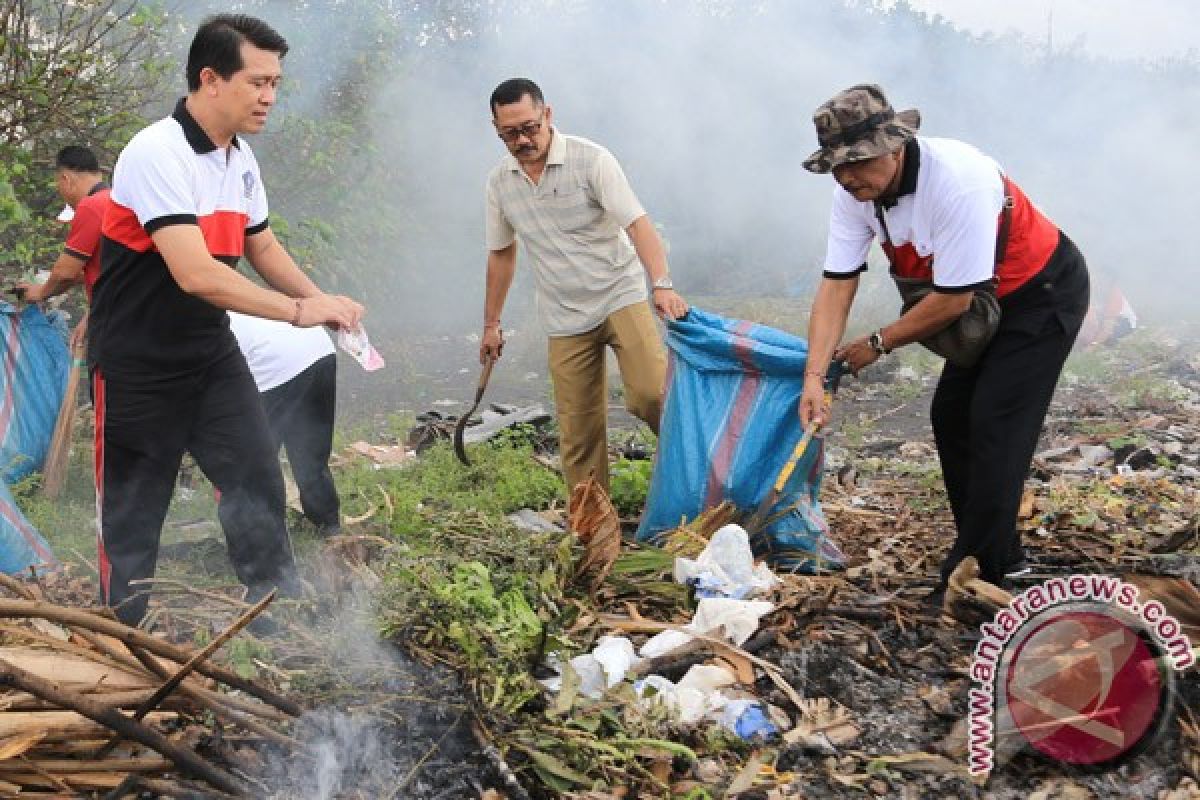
677, 663, 737, 692
540, 636, 642, 699
337, 326, 385, 371
592, 636, 640, 688
634, 675, 729, 725
639, 597, 775, 658
721, 698, 778, 740
674, 524, 779, 599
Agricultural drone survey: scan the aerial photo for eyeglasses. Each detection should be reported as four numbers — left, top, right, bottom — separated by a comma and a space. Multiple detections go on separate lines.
496, 114, 545, 143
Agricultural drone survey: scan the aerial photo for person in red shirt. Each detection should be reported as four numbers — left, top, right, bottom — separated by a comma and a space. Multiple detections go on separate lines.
18, 146, 111, 345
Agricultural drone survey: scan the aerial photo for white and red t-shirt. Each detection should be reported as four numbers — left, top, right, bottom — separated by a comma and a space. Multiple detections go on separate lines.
822, 137, 1059, 298
62, 182, 111, 301
91, 98, 270, 377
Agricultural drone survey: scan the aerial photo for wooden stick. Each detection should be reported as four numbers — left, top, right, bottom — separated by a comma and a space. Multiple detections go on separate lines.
0, 599, 302, 716
0, 756, 171, 773
0, 572, 37, 601
0, 658, 248, 796
92, 589, 276, 759
123, 645, 299, 750
104, 775, 240, 800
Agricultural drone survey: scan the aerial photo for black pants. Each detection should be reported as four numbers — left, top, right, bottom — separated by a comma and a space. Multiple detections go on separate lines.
260, 354, 339, 530
932, 232, 1090, 586
94, 349, 295, 625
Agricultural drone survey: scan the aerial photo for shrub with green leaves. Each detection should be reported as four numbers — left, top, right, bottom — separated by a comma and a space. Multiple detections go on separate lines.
610, 457, 654, 517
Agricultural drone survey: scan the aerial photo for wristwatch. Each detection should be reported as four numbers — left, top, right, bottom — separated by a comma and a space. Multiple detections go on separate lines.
651, 276, 674, 291
868, 329, 891, 356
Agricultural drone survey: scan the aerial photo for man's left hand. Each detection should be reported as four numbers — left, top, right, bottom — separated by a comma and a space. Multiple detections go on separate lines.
834, 335, 880, 376
653, 288, 688, 320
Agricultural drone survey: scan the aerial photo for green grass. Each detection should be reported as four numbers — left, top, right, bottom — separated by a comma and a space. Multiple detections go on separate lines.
337, 439, 566, 537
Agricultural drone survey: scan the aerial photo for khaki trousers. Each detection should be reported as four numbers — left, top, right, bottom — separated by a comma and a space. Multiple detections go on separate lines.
547, 302, 666, 493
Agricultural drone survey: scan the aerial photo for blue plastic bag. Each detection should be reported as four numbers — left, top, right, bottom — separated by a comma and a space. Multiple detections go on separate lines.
636, 308, 843, 571
0, 303, 65, 572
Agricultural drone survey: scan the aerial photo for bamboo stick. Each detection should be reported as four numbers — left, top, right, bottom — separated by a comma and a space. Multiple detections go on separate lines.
0, 710, 174, 740
0, 658, 248, 796
0, 600, 302, 716
93, 589, 276, 759
0, 756, 171, 773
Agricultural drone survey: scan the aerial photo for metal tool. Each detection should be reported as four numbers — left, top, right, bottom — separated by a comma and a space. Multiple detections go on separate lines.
745, 361, 845, 533
453, 355, 496, 466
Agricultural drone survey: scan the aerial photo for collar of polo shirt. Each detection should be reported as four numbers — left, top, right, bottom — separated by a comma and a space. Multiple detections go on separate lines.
172, 97, 241, 155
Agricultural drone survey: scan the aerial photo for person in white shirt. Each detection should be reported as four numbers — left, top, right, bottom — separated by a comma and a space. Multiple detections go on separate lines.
480, 78, 688, 493
799, 85, 1089, 601
228, 312, 340, 534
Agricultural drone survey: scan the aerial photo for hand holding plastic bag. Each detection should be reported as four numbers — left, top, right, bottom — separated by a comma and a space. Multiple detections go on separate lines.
337, 326, 385, 372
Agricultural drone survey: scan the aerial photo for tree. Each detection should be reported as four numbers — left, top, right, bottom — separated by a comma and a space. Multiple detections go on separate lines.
0, 0, 169, 286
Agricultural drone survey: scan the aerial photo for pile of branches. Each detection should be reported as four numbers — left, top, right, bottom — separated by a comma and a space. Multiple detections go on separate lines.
0, 574, 303, 798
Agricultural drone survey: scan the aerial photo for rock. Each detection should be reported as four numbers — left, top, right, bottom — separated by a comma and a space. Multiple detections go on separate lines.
899, 441, 935, 459
1077, 444, 1114, 467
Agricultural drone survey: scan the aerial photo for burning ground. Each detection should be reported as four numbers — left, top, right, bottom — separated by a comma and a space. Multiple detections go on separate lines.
9, 317, 1200, 799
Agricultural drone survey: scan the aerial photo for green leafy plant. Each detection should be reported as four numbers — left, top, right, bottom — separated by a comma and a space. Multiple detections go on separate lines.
610, 457, 654, 516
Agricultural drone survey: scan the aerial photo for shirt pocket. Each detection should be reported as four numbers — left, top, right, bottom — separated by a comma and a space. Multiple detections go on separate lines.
541, 185, 600, 233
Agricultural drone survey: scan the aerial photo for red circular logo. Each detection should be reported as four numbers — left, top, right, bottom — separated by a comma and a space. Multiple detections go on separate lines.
1003, 609, 1168, 765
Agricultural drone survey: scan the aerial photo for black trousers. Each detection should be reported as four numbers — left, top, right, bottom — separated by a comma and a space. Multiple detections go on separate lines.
94, 349, 295, 625
260, 354, 340, 530
932, 232, 1090, 586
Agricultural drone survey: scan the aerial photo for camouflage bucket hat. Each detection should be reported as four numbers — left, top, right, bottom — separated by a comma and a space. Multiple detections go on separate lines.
803, 84, 920, 174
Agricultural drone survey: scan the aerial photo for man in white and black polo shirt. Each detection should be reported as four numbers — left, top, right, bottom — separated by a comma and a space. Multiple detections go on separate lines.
481, 78, 689, 494
90, 14, 364, 626
798, 85, 1089, 599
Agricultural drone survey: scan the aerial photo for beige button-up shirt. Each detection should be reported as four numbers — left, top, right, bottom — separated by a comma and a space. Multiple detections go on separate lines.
486, 129, 648, 336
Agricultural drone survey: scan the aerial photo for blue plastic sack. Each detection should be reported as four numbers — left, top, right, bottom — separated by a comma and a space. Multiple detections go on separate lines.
636, 308, 843, 571
0, 303, 65, 572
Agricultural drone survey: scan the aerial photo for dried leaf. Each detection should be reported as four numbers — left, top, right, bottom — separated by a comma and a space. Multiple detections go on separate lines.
785, 696, 859, 748
568, 478, 621, 590
726, 750, 767, 795
526, 747, 592, 788
554, 661, 580, 717
867, 751, 967, 777
715, 652, 756, 686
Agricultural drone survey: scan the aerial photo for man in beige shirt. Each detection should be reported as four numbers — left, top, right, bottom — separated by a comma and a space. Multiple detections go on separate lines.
481, 78, 687, 492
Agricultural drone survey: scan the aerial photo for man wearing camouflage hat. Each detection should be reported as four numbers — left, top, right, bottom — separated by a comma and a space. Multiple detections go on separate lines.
797, 84, 1090, 600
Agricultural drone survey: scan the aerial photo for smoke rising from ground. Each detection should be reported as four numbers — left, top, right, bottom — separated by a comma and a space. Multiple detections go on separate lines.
182, 1, 1198, 328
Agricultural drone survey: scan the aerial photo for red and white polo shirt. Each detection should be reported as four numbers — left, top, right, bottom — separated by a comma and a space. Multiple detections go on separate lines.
822, 136, 1060, 298
91, 98, 270, 377
61, 181, 111, 301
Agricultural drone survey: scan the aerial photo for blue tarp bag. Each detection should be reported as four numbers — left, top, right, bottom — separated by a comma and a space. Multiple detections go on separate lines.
636, 308, 843, 571
0, 303, 64, 572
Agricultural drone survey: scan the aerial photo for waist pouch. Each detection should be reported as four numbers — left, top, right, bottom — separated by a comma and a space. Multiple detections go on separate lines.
874, 174, 1013, 369
892, 275, 1001, 368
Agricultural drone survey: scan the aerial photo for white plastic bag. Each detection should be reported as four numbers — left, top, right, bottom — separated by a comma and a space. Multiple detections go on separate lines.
336, 326, 385, 372
674, 524, 779, 599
